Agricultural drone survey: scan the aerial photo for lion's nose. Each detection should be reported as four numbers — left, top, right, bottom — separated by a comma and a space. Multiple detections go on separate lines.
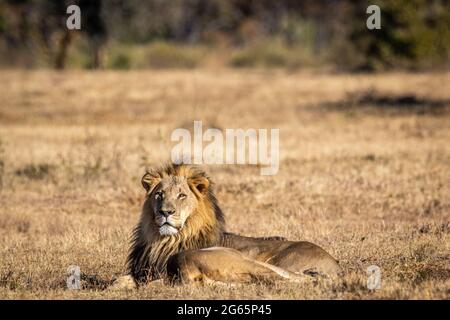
159, 210, 175, 217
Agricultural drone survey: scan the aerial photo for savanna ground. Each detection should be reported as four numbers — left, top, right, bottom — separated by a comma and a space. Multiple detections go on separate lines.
0, 69, 449, 299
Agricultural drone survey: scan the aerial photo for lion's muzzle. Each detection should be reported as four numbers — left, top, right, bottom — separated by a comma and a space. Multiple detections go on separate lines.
156, 215, 182, 236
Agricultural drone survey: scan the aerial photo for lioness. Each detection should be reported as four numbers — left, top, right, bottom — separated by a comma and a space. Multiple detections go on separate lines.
113, 164, 340, 289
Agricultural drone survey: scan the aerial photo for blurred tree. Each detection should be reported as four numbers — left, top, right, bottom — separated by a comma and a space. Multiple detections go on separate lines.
347, 0, 450, 71
0, 0, 32, 66
38, 1, 73, 69
0, 0, 449, 70
0, 0, 107, 69
79, 0, 107, 69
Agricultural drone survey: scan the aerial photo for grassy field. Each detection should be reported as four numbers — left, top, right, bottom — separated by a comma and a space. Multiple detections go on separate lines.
0, 70, 449, 299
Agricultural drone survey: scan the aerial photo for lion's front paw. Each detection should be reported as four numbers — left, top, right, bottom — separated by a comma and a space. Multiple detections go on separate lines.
107, 275, 137, 291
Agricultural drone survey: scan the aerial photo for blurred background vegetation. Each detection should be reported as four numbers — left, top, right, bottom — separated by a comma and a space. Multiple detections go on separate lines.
0, 0, 449, 71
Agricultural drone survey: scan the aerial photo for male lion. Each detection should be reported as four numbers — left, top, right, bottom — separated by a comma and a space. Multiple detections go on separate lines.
112, 164, 340, 289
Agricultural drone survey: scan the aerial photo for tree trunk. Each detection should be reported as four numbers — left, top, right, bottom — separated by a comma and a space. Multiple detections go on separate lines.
55, 31, 72, 70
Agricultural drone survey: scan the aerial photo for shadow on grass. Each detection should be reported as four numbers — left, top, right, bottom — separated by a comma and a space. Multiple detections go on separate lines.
15, 164, 56, 180
80, 273, 117, 290
60, 273, 117, 291
316, 90, 450, 115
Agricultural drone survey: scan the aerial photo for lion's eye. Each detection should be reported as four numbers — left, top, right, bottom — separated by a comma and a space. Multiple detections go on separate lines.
178, 193, 187, 200
155, 192, 163, 200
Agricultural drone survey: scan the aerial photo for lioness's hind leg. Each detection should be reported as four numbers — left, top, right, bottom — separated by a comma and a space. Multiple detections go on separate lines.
268, 241, 341, 278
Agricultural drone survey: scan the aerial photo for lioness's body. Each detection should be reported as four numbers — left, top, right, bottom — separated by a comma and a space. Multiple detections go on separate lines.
115, 164, 340, 289
221, 233, 340, 277
168, 234, 340, 285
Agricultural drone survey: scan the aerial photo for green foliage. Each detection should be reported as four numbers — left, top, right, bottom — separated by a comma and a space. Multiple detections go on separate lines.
230, 40, 315, 69
145, 42, 207, 69
346, 0, 450, 71
103, 42, 209, 69
110, 53, 131, 70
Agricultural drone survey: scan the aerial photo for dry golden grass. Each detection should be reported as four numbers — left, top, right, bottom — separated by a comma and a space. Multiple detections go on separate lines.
0, 70, 449, 299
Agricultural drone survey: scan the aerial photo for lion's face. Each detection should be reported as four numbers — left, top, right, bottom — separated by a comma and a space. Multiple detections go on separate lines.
148, 176, 198, 236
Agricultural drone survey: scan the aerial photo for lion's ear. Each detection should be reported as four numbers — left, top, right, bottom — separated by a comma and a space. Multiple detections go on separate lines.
189, 176, 210, 195
141, 171, 161, 194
